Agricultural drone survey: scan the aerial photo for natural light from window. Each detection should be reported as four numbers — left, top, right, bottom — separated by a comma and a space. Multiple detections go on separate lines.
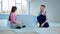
0, 0, 28, 15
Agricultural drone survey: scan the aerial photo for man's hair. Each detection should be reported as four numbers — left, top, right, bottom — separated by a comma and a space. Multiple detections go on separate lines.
41, 5, 46, 8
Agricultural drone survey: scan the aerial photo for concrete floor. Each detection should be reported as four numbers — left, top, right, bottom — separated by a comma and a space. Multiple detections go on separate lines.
0, 30, 35, 34
0, 31, 35, 34
0, 28, 60, 34
0, 20, 60, 34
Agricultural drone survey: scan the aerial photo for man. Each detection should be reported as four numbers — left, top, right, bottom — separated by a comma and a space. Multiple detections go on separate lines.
37, 5, 49, 28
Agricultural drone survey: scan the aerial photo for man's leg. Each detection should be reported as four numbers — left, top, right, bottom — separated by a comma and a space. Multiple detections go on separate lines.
43, 22, 49, 28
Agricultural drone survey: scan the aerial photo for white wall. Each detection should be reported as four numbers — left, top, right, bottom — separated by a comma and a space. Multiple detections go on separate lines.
30, 0, 60, 23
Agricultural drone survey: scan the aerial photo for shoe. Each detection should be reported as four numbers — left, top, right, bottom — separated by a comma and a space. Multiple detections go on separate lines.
22, 25, 26, 28
16, 26, 22, 29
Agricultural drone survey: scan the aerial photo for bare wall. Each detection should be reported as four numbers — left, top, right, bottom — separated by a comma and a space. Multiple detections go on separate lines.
30, 0, 60, 23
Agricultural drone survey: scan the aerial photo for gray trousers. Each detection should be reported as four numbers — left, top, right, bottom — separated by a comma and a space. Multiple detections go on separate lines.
10, 21, 24, 28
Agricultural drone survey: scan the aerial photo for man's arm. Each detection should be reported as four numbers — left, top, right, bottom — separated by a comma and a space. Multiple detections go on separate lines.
41, 20, 46, 27
34, 21, 38, 26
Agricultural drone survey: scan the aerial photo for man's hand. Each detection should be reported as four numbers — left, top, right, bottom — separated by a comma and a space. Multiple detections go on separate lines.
41, 21, 46, 27
41, 23, 44, 27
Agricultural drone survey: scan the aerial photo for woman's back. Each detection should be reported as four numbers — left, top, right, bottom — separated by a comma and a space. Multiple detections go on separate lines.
10, 13, 16, 24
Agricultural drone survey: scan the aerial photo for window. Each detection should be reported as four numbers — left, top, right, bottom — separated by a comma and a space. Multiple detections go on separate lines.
9, 0, 15, 12
0, 0, 1, 2
16, 4, 22, 14
22, 0, 28, 14
2, 0, 9, 13
0, 3, 1, 12
0, 0, 1, 12
16, 0, 28, 14
16, 0, 22, 3
0, 0, 28, 14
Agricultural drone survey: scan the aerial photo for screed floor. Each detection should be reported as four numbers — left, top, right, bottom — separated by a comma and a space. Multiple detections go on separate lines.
0, 28, 60, 34
0, 20, 60, 34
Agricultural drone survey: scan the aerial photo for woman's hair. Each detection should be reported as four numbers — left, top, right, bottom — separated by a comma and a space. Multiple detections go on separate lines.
9, 6, 17, 21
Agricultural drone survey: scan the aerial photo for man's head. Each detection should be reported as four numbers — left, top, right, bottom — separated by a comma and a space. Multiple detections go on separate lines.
40, 5, 46, 11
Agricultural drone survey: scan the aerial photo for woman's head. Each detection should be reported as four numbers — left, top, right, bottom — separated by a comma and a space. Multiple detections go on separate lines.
9, 6, 17, 21
11, 6, 17, 13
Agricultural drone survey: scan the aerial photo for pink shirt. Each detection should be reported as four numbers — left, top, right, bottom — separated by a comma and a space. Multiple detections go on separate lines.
10, 13, 16, 24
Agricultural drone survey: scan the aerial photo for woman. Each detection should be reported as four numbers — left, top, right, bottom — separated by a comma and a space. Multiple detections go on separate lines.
9, 6, 26, 29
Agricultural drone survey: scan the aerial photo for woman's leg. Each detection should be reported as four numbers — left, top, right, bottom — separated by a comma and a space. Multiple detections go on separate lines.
15, 21, 26, 28
10, 21, 23, 29
10, 23, 17, 29
15, 21, 23, 27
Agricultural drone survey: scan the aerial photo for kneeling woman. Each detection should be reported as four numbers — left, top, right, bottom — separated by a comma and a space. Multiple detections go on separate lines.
9, 6, 26, 29
37, 5, 49, 28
